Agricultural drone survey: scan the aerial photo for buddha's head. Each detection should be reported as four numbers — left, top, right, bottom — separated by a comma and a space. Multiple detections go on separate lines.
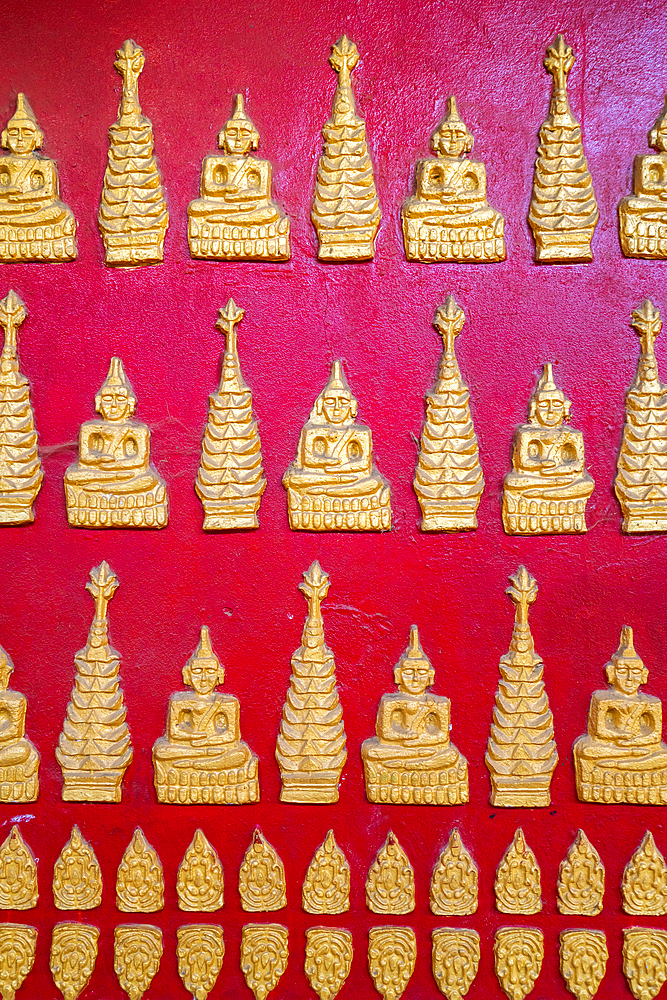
527, 364, 571, 427
431, 96, 474, 159
649, 96, 667, 153
311, 360, 358, 426
95, 357, 137, 422
2, 94, 44, 156
606, 626, 648, 696
394, 625, 435, 696
0, 645, 13, 691
218, 94, 259, 155
183, 626, 224, 695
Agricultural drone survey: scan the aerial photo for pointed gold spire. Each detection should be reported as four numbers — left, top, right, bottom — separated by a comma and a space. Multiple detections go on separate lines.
557, 830, 605, 916
622, 831, 667, 915
116, 828, 164, 913
53, 826, 103, 910
430, 828, 478, 915
239, 828, 286, 912
495, 829, 542, 915
302, 830, 350, 914
177, 829, 224, 912
0, 826, 37, 909
366, 832, 415, 914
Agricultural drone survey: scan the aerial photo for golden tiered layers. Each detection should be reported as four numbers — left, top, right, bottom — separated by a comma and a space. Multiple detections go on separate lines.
619, 98, 667, 258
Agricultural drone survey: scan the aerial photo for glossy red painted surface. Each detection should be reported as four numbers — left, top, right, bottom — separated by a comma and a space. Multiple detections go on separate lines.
1, 0, 667, 997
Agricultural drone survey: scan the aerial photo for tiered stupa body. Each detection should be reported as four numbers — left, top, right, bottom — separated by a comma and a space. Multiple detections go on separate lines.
485, 566, 558, 807
528, 35, 598, 263
619, 98, 667, 258
615, 300, 667, 532
275, 562, 347, 803
56, 562, 133, 802
0, 291, 43, 524
414, 296, 484, 530
98, 39, 169, 265
311, 36, 381, 260
195, 300, 266, 529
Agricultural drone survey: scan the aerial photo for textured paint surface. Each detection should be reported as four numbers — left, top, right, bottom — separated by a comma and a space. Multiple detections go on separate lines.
1, 0, 667, 997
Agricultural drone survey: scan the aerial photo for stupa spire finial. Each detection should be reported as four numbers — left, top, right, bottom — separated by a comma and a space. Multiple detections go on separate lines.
115, 39, 146, 124
216, 298, 246, 392
544, 34, 574, 97
299, 561, 330, 649
632, 299, 662, 359
507, 564, 537, 630
329, 36, 360, 123
0, 290, 26, 364
86, 561, 118, 647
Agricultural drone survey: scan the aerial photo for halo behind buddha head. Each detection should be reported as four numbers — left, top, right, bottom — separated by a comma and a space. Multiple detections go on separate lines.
2, 93, 44, 151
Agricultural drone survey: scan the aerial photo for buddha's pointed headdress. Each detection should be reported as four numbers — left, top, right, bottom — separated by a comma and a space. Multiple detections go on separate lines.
527, 363, 571, 424
393, 625, 434, 687
219, 93, 259, 150
310, 360, 358, 424
432, 96, 474, 156
608, 625, 645, 677
183, 625, 224, 687
95, 357, 137, 416
2, 93, 43, 150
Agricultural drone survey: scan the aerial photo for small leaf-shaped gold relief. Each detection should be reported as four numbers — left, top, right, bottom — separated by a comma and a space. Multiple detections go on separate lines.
239, 828, 286, 912
557, 830, 605, 916
114, 924, 163, 1000
494, 927, 544, 1000
0, 923, 37, 1000
177, 829, 224, 912
494, 828, 542, 915
560, 930, 608, 1000
302, 830, 350, 914
0, 826, 37, 909
623, 928, 667, 1000
176, 924, 224, 1000
368, 926, 416, 1000
432, 928, 480, 1000
240, 923, 289, 1000
50, 923, 99, 1000
305, 927, 353, 1000
116, 828, 164, 913
53, 826, 102, 910
430, 828, 478, 916
366, 832, 415, 915
622, 831, 667, 916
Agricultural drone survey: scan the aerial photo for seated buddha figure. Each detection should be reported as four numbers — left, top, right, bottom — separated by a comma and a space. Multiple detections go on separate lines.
0, 93, 76, 261
573, 627, 667, 804
0, 643, 39, 802
361, 626, 468, 805
64, 357, 168, 528
502, 364, 594, 535
283, 360, 391, 531
188, 94, 290, 261
153, 626, 259, 804
619, 97, 667, 258
401, 96, 505, 263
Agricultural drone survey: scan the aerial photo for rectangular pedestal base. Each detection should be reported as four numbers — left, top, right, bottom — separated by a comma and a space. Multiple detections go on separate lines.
61, 773, 123, 803
420, 512, 478, 532
202, 512, 259, 531
279, 775, 340, 803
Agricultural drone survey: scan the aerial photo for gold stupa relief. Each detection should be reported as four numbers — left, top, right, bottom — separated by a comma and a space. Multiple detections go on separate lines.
0, 94, 76, 261
622, 831, 667, 916
305, 927, 353, 1000
239, 828, 286, 912
302, 830, 350, 914
486, 566, 558, 807
529, 35, 598, 263
153, 625, 259, 804
0, 639, 39, 803
0, 826, 37, 909
557, 830, 605, 916
503, 364, 594, 534
494, 927, 544, 1000
284, 362, 391, 530
50, 923, 99, 1000
494, 828, 542, 914
623, 928, 667, 1000
432, 928, 480, 1000
616, 300, 667, 532
312, 36, 381, 260
64, 357, 168, 529
188, 95, 289, 261
573, 626, 667, 804
99, 40, 168, 265
366, 832, 415, 915
53, 826, 102, 910
619, 99, 667, 257
114, 924, 163, 1000
368, 926, 416, 1000
402, 97, 505, 263
0, 923, 37, 1000
560, 930, 608, 1000
276, 561, 347, 802
177, 829, 224, 912
116, 828, 164, 913
240, 923, 288, 1000
430, 828, 478, 916
0, 291, 43, 525
176, 924, 224, 1000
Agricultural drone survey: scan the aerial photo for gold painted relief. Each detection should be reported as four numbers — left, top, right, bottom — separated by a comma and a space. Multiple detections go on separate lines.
486, 566, 558, 806
188, 95, 290, 260
622, 831, 667, 916
50, 923, 99, 1000
305, 927, 353, 1000
64, 358, 168, 528
494, 927, 544, 1000
557, 830, 604, 916
430, 828, 478, 916
99, 40, 168, 265
573, 626, 667, 804
402, 98, 505, 263
0, 924, 36, 1000
495, 828, 542, 915
276, 561, 347, 802
0, 94, 76, 261
312, 36, 380, 261
56, 561, 132, 802
302, 830, 350, 914
560, 930, 608, 1000
195, 300, 266, 531
53, 826, 102, 910
616, 300, 667, 532
114, 924, 163, 1000
0, 827, 37, 909
502, 365, 594, 534
283, 363, 391, 531
0, 640, 38, 803
362, 625, 468, 805
366, 832, 415, 915
239, 828, 286, 912
368, 926, 416, 1000
529, 35, 598, 263
240, 923, 288, 1000
153, 625, 259, 804
623, 928, 667, 1000
619, 99, 667, 257
0, 291, 43, 526
177, 829, 224, 912
116, 828, 164, 913
177, 925, 224, 1000
432, 928, 480, 1000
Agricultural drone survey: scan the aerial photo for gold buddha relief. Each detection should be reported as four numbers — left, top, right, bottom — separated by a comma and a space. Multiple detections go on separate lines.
0, 642, 38, 803
402, 97, 505, 263
620, 99, 667, 258
188, 95, 289, 260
